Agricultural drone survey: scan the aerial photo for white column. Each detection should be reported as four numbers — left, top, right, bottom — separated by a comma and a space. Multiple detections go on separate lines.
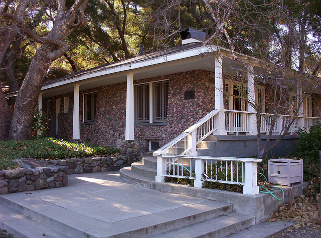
243, 161, 260, 195
125, 73, 135, 140
37, 93, 43, 136
73, 84, 80, 140
194, 158, 204, 188
56, 98, 61, 136
297, 88, 304, 129
149, 82, 153, 123
155, 156, 165, 182
215, 56, 226, 135
247, 65, 257, 135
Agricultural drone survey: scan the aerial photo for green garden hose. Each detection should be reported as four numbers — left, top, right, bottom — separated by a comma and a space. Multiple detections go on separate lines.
259, 167, 285, 201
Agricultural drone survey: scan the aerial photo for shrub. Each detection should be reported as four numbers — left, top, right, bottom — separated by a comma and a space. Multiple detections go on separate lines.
295, 122, 321, 194
0, 138, 120, 170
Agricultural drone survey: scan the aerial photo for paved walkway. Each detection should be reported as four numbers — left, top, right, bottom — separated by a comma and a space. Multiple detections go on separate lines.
0, 172, 228, 237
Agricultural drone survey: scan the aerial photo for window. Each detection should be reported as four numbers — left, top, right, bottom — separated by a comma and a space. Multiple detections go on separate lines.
135, 80, 169, 123
149, 141, 160, 151
84, 92, 97, 122
153, 81, 168, 122
255, 86, 265, 113
135, 84, 149, 122
303, 96, 312, 117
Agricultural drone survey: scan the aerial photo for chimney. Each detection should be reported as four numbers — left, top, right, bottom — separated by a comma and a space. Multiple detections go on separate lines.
180, 28, 206, 45
139, 44, 144, 55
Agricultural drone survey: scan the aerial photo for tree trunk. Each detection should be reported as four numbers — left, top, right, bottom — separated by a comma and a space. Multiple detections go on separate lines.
0, 90, 12, 140
9, 47, 51, 140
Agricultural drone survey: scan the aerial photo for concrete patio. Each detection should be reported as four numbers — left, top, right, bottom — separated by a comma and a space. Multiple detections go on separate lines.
0, 171, 293, 238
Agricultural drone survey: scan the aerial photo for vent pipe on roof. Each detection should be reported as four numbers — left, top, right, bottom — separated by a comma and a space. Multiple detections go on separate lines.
180, 28, 206, 45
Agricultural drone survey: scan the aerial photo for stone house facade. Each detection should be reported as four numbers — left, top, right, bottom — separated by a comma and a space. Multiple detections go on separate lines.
40, 35, 321, 155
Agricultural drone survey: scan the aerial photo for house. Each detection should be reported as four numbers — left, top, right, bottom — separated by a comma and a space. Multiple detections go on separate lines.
40, 28, 321, 194
40, 29, 320, 155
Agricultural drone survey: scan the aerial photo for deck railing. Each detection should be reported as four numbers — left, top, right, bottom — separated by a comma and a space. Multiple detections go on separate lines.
154, 108, 320, 195
224, 110, 251, 133
158, 156, 262, 195
153, 109, 220, 157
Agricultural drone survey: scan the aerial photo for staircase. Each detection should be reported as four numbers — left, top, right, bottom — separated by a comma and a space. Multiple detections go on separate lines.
119, 156, 255, 238
120, 156, 157, 187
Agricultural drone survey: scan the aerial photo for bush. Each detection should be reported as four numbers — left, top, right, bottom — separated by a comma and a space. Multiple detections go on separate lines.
295, 122, 321, 194
0, 138, 120, 170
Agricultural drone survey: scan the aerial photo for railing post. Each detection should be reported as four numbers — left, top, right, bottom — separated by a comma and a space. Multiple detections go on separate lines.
194, 158, 204, 188
155, 156, 165, 182
276, 115, 282, 134
243, 161, 260, 195
191, 130, 197, 156
247, 65, 257, 135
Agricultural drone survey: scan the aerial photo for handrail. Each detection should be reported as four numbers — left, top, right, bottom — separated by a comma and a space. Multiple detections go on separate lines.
153, 109, 219, 156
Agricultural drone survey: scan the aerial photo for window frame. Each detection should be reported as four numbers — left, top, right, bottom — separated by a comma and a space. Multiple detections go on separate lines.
83, 92, 97, 123
134, 80, 169, 124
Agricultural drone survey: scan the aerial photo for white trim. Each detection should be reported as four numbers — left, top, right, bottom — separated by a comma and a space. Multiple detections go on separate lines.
41, 46, 216, 91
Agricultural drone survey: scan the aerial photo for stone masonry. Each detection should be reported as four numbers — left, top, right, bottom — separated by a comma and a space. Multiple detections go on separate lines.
43, 70, 216, 152
0, 166, 68, 195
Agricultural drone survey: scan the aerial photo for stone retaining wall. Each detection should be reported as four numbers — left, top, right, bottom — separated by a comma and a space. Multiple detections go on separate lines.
0, 142, 141, 195
46, 155, 135, 175
0, 166, 68, 195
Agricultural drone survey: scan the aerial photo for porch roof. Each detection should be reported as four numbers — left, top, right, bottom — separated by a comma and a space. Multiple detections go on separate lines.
41, 42, 321, 98
41, 43, 218, 98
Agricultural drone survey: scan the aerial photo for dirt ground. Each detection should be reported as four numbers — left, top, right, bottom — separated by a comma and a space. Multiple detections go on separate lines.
269, 184, 321, 238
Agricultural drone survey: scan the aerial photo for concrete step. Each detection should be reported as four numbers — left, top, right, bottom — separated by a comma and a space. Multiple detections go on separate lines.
226, 220, 294, 238
146, 212, 254, 238
120, 166, 154, 187
0, 192, 233, 238
131, 164, 157, 180
0, 203, 72, 238
142, 156, 157, 169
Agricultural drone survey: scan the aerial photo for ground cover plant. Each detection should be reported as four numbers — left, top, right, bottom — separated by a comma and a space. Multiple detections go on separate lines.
0, 138, 120, 170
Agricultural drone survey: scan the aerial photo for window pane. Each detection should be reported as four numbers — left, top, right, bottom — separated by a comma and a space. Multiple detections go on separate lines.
135, 84, 149, 122
84, 93, 96, 122
154, 81, 168, 122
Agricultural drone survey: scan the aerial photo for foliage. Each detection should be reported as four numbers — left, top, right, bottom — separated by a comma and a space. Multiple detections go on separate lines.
295, 121, 321, 194
0, 138, 120, 170
202, 181, 243, 193
164, 177, 193, 186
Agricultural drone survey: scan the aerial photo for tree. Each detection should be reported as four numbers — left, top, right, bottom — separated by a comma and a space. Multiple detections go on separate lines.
0, 0, 89, 140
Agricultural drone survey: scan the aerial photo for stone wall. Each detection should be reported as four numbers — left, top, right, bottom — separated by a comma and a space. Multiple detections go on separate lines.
46, 155, 133, 174
0, 166, 68, 195
0, 142, 141, 195
46, 69, 216, 152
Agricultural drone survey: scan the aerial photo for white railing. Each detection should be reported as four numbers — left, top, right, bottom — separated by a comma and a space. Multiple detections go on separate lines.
154, 108, 320, 196
225, 110, 251, 133
163, 156, 195, 179
299, 116, 320, 132
157, 156, 262, 195
260, 113, 278, 133
153, 109, 220, 157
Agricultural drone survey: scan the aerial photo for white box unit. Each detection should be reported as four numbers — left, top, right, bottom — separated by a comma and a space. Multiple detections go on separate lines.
268, 159, 303, 186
